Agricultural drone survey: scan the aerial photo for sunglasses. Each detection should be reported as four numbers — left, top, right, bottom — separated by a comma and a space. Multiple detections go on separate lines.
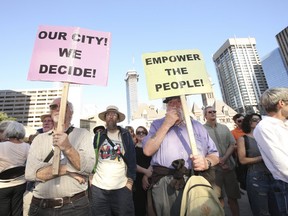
136, 131, 147, 135
49, 104, 60, 110
208, 110, 217, 114
237, 119, 243, 123
251, 118, 261, 122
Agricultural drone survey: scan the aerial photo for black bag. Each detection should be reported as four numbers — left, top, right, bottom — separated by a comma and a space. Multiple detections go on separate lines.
235, 135, 249, 190
0, 166, 25, 180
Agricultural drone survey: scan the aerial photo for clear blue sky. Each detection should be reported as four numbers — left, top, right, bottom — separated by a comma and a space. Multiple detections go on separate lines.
1, 1, 287, 116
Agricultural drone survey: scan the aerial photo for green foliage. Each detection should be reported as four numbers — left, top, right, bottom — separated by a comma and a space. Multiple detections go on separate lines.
0, 112, 16, 122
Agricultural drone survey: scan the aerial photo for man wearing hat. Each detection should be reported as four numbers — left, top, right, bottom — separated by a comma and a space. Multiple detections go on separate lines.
143, 96, 219, 216
90, 105, 136, 216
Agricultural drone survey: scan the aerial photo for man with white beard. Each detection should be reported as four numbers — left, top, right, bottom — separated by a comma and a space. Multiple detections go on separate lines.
25, 98, 95, 215
90, 105, 136, 216
142, 96, 219, 216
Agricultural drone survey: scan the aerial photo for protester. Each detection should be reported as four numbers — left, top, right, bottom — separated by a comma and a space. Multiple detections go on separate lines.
93, 125, 105, 134
254, 87, 288, 215
28, 113, 54, 144
133, 126, 152, 216
126, 125, 137, 144
203, 106, 240, 216
90, 105, 136, 216
0, 121, 30, 216
25, 98, 95, 215
238, 113, 278, 215
231, 114, 245, 142
143, 96, 219, 216
24, 113, 54, 215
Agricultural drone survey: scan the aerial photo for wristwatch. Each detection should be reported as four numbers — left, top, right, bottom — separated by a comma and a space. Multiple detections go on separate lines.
206, 159, 212, 169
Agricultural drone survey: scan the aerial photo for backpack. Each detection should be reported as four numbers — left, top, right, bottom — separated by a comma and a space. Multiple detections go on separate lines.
235, 135, 249, 190
180, 175, 224, 216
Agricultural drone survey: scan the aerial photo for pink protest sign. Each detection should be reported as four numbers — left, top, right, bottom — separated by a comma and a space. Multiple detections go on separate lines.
27, 25, 111, 85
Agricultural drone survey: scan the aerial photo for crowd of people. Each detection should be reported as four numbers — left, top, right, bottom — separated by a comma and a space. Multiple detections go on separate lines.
0, 87, 288, 216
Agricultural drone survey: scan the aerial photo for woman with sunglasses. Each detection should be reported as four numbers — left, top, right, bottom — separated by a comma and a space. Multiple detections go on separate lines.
133, 126, 152, 216
237, 113, 278, 215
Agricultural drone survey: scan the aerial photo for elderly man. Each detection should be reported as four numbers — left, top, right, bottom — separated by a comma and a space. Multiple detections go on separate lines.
143, 96, 219, 216
203, 106, 240, 216
90, 105, 136, 216
25, 98, 95, 215
254, 88, 288, 214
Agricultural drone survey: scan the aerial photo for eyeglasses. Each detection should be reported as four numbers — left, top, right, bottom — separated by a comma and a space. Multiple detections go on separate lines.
208, 110, 217, 114
251, 118, 261, 122
136, 131, 147, 136
106, 112, 118, 117
49, 104, 59, 110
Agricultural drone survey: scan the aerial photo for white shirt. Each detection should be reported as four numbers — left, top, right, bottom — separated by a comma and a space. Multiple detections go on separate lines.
254, 116, 288, 183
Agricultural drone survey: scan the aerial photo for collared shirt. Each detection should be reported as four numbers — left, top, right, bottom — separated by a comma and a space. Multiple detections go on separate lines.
254, 116, 288, 183
203, 122, 236, 169
143, 118, 218, 169
25, 128, 95, 198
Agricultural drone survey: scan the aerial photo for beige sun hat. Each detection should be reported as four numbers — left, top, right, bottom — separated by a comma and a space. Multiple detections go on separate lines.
98, 105, 126, 123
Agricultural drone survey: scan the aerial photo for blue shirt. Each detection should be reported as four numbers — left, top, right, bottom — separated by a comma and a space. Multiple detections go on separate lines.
143, 118, 218, 169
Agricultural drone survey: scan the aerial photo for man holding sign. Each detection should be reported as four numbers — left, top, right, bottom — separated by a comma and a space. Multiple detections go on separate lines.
25, 98, 95, 215
143, 96, 219, 216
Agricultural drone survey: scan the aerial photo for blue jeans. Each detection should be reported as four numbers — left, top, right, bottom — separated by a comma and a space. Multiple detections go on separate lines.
90, 185, 134, 216
28, 195, 90, 216
246, 171, 278, 216
271, 179, 288, 216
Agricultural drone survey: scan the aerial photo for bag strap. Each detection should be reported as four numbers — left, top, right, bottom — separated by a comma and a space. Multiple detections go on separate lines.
43, 126, 75, 162
104, 133, 128, 165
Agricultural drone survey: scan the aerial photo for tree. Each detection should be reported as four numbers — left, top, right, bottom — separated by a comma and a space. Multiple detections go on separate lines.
0, 112, 16, 122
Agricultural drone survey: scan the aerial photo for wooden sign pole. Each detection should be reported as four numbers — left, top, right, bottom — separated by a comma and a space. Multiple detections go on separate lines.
52, 82, 70, 175
180, 95, 198, 155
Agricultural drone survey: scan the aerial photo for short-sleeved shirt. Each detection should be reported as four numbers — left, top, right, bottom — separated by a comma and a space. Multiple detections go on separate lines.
203, 123, 236, 169
143, 118, 218, 169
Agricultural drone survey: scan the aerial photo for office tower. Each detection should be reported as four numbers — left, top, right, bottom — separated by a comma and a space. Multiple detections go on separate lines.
261, 48, 288, 88
276, 26, 288, 70
0, 88, 62, 129
213, 38, 268, 113
125, 69, 139, 123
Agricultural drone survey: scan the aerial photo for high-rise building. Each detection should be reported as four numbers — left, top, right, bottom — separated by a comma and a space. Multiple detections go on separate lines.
0, 88, 62, 129
276, 26, 288, 70
261, 48, 288, 88
125, 69, 139, 123
213, 38, 268, 113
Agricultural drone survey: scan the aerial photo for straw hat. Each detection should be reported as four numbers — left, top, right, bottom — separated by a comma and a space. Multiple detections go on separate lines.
98, 105, 125, 122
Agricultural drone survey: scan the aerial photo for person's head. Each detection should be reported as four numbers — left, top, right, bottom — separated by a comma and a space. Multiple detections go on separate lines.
260, 88, 288, 119
98, 105, 125, 130
1, 121, 26, 140
204, 106, 217, 122
232, 113, 244, 128
0, 121, 11, 141
49, 98, 73, 126
40, 114, 54, 132
125, 126, 135, 136
93, 125, 105, 134
163, 96, 184, 123
135, 126, 148, 143
241, 113, 262, 133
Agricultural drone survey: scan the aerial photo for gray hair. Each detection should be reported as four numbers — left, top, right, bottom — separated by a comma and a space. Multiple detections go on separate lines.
0, 120, 12, 133
203, 106, 214, 116
260, 88, 288, 113
2, 121, 26, 139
